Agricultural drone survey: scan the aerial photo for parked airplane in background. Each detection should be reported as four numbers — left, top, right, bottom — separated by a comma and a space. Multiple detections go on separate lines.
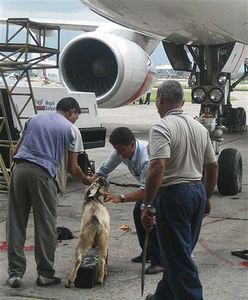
32, 67, 60, 84
0, 0, 247, 195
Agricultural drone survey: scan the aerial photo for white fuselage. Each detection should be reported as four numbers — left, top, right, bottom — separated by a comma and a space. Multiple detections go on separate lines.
81, 0, 248, 45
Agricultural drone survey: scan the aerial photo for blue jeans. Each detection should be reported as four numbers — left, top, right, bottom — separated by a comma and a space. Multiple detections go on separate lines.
133, 200, 163, 266
155, 182, 206, 300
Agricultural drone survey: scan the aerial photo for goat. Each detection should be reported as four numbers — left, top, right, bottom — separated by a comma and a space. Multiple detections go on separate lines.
65, 177, 110, 287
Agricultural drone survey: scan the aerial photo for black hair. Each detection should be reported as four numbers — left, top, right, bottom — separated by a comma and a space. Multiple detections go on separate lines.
56, 97, 81, 114
109, 127, 135, 145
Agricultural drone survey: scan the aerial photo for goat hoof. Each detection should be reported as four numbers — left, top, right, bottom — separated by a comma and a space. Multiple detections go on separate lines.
65, 280, 72, 288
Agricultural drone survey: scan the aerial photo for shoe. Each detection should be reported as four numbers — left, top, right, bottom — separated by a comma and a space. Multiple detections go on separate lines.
131, 255, 151, 263
7, 275, 22, 288
36, 275, 61, 286
145, 294, 157, 300
145, 265, 164, 275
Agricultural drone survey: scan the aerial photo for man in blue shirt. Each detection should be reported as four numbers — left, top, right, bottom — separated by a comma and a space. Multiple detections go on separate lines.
93, 127, 163, 275
6, 97, 93, 288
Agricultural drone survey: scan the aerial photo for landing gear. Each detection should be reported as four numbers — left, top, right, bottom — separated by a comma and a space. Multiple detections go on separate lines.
226, 107, 247, 133
187, 45, 247, 196
217, 148, 243, 195
163, 41, 247, 196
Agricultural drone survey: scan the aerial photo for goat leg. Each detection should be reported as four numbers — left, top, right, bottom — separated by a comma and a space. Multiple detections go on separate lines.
97, 232, 109, 284
65, 252, 83, 288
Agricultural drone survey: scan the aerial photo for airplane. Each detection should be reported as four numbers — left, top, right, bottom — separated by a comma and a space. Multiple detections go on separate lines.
60, 0, 248, 196
0, 0, 247, 196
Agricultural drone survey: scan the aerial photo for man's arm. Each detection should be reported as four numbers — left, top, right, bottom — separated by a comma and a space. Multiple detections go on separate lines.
68, 151, 93, 185
91, 173, 99, 181
141, 158, 166, 232
106, 188, 144, 203
203, 161, 218, 215
105, 153, 148, 203
143, 158, 166, 206
93, 150, 122, 179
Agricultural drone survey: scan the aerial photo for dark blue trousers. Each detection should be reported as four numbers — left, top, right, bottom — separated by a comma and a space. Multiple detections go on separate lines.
155, 182, 206, 300
133, 200, 163, 266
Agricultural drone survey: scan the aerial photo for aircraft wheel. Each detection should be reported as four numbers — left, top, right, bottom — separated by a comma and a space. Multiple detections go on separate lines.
237, 107, 246, 132
217, 148, 242, 195
226, 108, 239, 132
226, 107, 246, 132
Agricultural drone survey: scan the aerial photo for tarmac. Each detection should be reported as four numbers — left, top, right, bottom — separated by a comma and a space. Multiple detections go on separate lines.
0, 91, 247, 300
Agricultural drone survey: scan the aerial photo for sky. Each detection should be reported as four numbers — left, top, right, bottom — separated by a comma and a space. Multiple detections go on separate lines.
0, 0, 169, 66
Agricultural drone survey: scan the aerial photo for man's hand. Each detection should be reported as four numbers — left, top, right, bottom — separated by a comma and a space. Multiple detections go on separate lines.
204, 198, 211, 217
141, 209, 156, 233
86, 176, 95, 185
105, 193, 121, 203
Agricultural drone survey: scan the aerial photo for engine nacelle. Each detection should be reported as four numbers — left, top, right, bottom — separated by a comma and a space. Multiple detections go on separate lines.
59, 32, 156, 108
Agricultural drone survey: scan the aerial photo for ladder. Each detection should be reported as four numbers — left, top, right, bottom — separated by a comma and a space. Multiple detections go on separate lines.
0, 18, 60, 190
0, 90, 13, 190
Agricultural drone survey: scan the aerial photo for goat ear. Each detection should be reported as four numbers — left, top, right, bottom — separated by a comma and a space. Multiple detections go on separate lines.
86, 183, 100, 198
98, 194, 105, 202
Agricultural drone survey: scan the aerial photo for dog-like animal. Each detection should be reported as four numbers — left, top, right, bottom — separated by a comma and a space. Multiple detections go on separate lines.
65, 177, 110, 287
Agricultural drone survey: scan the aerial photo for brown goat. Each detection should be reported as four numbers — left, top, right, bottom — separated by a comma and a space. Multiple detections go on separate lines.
65, 177, 110, 287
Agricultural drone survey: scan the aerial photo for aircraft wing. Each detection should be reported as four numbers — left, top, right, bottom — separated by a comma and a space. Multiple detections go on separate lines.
0, 18, 107, 32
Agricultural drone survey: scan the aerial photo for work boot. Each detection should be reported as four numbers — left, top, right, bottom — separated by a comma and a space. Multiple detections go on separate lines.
7, 275, 22, 288
145, 294, 158, 300
131, 254, 151, 263
36, 275, 61, 286
145, 265, 164, 274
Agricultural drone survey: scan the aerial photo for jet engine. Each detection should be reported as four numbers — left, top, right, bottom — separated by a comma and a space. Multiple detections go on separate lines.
59, 32, 156, 108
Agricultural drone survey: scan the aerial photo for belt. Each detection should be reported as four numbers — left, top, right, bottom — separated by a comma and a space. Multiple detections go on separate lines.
14, 159, 50, 176
159, 181, 201, 192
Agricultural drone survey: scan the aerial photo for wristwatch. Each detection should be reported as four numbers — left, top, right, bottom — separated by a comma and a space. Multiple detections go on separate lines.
119, 194, 126, 203
140, 203, 152, 211
140, 204, 156, 216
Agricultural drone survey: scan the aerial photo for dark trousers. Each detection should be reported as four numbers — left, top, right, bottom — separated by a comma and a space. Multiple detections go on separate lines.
144, 92, 151, 105
7, 161, 58, 278
133, 200, 163, 266
155, 182, 206, 300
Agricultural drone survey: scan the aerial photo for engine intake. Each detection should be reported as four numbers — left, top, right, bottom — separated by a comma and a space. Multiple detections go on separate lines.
61, 39, 118, 97
60, 32, 156, 108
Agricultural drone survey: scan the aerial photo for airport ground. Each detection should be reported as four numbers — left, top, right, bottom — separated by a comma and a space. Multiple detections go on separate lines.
0, 91, 247, 300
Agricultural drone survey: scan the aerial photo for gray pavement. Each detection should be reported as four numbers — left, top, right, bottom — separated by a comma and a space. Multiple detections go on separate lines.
0, 91, 247, 300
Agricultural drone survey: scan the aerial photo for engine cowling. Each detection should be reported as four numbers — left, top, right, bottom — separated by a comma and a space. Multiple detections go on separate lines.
59, 32, 156, 108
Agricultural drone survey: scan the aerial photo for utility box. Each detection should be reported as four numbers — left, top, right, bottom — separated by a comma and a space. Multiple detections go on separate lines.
74, 248, 100, 289
0, 86, 106, 150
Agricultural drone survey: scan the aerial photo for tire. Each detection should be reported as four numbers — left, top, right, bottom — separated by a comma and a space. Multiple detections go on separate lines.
226, 108, 240, 131
237, 107, 246, 132
226, 107, 246, 132
217, 148, 243, 195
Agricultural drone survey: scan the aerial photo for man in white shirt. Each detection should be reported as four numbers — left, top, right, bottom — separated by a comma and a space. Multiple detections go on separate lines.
93, 127, 163, 274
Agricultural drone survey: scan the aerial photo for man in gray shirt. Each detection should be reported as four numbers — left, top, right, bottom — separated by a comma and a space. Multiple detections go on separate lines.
142, 80, 218, 300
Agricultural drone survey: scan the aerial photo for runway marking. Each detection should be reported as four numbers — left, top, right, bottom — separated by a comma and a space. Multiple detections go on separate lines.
220, 134, 248, 146
202, 208, 248, 227
198, 238, 234, 265
240, 261, 248, 268
199, 208, 248, 266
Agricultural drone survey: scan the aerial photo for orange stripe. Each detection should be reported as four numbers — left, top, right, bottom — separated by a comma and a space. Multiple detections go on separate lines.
118, 72, 154, 107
